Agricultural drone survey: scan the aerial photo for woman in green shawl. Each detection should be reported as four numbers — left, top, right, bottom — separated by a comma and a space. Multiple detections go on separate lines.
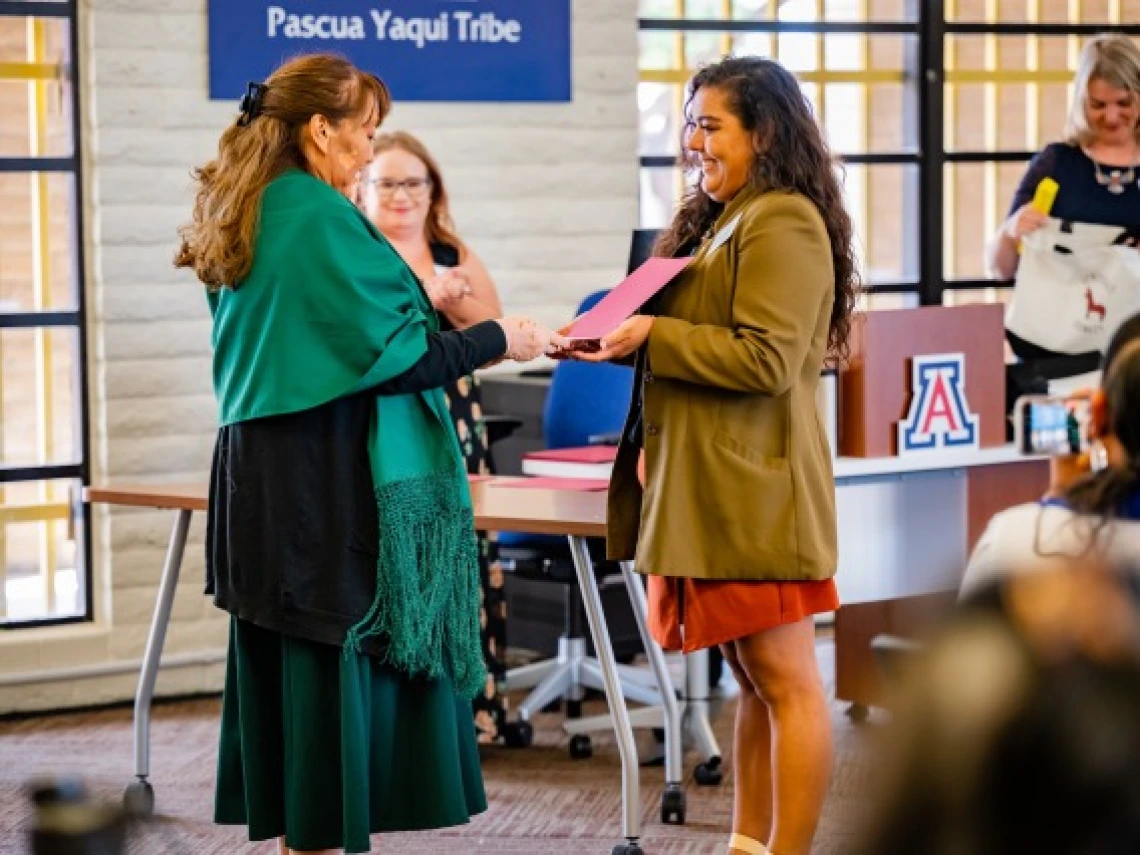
175, 54, 562, 855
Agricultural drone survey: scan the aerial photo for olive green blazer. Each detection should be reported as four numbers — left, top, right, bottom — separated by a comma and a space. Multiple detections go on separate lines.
607, 185, 838, 581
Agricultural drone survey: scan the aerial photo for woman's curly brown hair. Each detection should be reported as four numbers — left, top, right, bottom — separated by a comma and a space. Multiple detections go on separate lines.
655, 56, 861, 360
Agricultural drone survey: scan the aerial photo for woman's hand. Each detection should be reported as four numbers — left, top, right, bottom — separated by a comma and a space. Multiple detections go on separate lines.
547, 321, 592, 362
1003, 203, 1049, 241
496, 316, 568, 362
424, 269, 471, 310
573, 315, 654, 363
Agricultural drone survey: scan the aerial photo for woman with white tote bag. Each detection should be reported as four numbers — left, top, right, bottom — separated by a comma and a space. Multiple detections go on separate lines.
988, 35, 1140, 377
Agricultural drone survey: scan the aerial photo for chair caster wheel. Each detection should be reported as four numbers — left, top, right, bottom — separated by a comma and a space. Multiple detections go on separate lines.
565, 699, 583, 719
661, 783, 686, 824
569, 734, 593, 760
611, 843, 643, 855
123, 779, 154, 819
846, 703, 870, 724
502, 720, 534, 748
694, 757, 723, 786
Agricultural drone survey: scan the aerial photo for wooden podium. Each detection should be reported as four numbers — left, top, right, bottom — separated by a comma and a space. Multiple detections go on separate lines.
832, 305, 1049, 713
839, 303, 1007, 457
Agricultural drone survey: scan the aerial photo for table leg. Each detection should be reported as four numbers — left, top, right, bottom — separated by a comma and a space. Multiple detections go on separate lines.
124, 509, 191, 819
685, 649, 723, 785
619, 561, 685, 825
568, 537, 643, 855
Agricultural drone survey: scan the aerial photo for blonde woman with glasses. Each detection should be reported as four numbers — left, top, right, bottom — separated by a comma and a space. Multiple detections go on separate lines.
359, 131, 512, 746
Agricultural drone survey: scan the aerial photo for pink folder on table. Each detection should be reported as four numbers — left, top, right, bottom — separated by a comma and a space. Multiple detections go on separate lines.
566, 257, 692, 341
525, 446, 618, 464
496, 477, 611, 492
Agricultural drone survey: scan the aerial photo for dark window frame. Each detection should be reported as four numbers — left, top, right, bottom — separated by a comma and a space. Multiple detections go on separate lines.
0, 0, 92, 629
637, 1, 1140, 303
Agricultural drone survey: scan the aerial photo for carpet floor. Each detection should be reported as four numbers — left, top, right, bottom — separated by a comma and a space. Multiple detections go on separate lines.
0, 640, 876, 854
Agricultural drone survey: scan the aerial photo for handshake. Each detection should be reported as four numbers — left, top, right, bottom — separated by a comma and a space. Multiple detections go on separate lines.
493, 316, 568, 362
494, 314, 654, 364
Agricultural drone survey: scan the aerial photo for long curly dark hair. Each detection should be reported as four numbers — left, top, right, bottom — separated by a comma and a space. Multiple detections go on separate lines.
655, 56, 860, 360
1064, 314, 1140, 519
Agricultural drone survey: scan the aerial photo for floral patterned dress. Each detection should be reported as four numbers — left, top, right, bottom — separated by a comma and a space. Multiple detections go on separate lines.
432, 242, 509, 744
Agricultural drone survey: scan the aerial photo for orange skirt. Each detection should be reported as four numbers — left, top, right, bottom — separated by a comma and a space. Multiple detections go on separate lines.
647, 575, 840, 653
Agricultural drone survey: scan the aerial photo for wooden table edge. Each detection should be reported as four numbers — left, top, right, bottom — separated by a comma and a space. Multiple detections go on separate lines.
84, 485, 208, 512
83, 484, 608, 537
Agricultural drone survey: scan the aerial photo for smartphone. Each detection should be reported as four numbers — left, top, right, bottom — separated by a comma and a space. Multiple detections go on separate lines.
1013, 395, 1088, 456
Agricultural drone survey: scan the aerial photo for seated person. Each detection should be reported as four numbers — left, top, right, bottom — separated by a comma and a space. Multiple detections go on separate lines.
963, 312, 1140, 598
857, 555, 1140, 855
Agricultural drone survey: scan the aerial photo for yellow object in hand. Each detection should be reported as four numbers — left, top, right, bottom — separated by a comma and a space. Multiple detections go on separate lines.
1031, 177, 1059, 214
1017, 177, 1059, 254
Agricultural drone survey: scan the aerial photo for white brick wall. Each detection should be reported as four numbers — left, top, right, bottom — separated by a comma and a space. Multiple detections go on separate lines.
0, 0, 639, 713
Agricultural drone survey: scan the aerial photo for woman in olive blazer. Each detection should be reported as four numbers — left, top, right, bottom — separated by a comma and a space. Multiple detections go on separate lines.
605, 185, 837, 584
577, 58, 859, 855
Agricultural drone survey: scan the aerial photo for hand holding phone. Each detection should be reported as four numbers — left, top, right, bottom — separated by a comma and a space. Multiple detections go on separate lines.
1013, 394, 1090, 456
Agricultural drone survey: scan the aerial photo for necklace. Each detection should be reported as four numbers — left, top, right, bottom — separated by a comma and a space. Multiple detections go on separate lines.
1091, 152, 1138, 195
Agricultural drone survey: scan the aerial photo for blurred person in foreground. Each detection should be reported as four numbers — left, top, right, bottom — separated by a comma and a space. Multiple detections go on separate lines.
856, 557, 1140, 855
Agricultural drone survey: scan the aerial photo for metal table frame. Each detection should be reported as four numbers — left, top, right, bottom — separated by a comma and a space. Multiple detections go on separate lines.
87, 484, 687, 855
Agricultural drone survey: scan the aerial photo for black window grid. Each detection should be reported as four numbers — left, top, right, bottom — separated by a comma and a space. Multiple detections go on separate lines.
638, 1, 1140, 302
0, 0, 92, 629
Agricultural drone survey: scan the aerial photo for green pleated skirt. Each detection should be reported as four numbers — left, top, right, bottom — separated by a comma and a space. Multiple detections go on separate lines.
214, 617, 487, 853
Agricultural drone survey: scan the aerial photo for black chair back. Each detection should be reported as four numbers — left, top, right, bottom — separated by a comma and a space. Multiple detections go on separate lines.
627, 228, 661, 274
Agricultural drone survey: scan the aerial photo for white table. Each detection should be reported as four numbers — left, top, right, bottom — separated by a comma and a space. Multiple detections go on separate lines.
524, 444, 1048, 718
523, 443, 1043, 607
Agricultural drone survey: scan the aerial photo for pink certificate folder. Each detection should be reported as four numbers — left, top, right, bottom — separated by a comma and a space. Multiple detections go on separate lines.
525, 446, 618, 464
496, 477, 610, 492
566, 257, 692, 341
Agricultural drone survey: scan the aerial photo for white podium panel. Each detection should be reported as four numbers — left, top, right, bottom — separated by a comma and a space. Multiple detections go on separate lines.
834, 469, 967, 605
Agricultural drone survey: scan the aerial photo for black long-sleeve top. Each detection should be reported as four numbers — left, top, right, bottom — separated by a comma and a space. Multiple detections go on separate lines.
205, 320, 506, 654
376, 319, 505, 394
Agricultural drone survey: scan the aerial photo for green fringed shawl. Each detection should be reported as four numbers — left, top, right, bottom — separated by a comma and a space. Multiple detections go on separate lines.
207, 169, 485, 698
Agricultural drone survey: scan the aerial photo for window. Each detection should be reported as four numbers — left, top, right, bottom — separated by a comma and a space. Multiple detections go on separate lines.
639, 0, 919, 307
0, 1, 90, 628
637, 0, 1140, 308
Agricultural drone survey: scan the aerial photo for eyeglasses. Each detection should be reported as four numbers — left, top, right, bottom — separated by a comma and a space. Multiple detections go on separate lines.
366, 177, 432, 199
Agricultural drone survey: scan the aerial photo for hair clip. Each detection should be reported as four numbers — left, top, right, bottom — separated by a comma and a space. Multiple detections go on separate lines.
237, 81, 268, 127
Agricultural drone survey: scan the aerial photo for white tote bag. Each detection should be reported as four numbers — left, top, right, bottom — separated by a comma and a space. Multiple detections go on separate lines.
1006, 218, 1140, 355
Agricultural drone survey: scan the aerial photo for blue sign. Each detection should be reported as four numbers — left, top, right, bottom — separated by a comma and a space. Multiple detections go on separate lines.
208, 1, 572, 102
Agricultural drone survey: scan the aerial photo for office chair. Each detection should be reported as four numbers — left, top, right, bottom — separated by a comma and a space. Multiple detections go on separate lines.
627, 227, 660, 273
499, 289, 662, 758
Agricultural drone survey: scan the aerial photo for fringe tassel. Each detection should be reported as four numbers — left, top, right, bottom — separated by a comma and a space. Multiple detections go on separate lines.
344, 471, 486, 700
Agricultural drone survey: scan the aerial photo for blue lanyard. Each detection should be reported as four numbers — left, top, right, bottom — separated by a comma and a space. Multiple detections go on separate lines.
1042, 491, 1140, 520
